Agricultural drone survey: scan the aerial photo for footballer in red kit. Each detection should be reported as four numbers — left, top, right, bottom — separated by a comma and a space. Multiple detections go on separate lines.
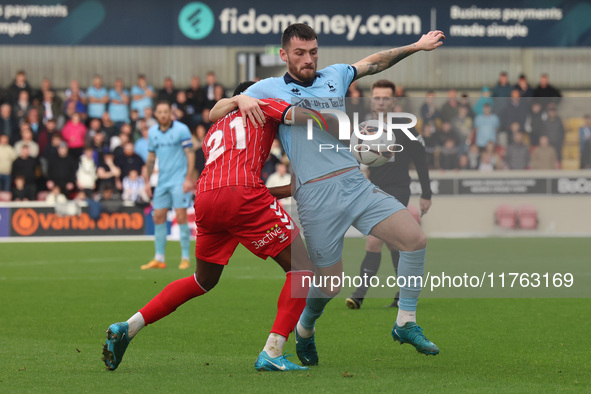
103, 82, 315, 373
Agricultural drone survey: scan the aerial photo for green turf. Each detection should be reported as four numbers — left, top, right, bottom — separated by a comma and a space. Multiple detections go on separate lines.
0, 238, 589, 393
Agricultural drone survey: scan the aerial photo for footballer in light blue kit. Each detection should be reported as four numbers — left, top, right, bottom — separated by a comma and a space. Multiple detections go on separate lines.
222, 24, 446, 366
142, 101, 195, 271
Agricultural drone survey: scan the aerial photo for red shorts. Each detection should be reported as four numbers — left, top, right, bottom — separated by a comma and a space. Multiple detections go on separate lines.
194, 186, 300, 265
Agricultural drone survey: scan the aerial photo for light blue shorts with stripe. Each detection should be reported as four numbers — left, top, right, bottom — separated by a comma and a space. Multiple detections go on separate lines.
295, 169, 405, 268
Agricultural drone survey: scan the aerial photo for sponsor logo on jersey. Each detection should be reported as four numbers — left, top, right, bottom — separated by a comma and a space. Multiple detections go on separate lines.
252, 224, 289, 250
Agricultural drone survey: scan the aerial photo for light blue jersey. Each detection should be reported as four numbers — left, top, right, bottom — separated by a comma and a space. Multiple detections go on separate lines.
87, 86, 108, 119
245, 64, 358, 185
148, 120, 192, 188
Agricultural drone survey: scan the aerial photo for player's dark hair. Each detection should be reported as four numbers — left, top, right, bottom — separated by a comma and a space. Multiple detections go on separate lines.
233, 81, 256, 96
281, 23, 317, 49
154, 100, 171, 109
371, 79, 396, 95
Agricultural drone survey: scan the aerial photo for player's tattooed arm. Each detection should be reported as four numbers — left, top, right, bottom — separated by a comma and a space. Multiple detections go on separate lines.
352, 30, 445, 80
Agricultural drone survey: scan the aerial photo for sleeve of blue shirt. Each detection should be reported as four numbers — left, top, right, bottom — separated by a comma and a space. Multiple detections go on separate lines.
326, 64, 357, 91
179, 123, 193, 149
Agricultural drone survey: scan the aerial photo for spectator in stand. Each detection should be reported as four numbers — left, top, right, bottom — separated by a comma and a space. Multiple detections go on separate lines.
458, 92, 475, 119
202, 71, 225, 112
6, 70, 32, 105
112, 131, 131, 159
13, 90, 31, 125
579, 114, 591, 157
64, 89, 87, 121
97, 152, 121, 191
0, 134, 18, 191
346, 80, 364, 115
14, 124, 40, 158
12, 175, 34, 201
47, 142, 77, 196
134, 120, 150, 162
483, 141, 505, 170
266, 163, 293, 205
193, 123, 207, 178
473, 86, 494, 116
122, 169, 149, 203
185, 76, 204, 125
87, 75, 109, 121
76, 146, 98, 197
439, 120, 460, 147
172, 90, 193, 128
131, 74, 155, 119
61, 112, 87, 158
420, 90, 439, 125
0, 103, 19, 144
33, 78, 60, 107
439, 138, 460, 170
100, 111, 118, 141
421, 121, 440, 168
85, 118, 103, 147
507, 121, 527, 146
89, 129, 109, 158
500, 89, 528, 133
143, 106, 157, 129
478, 151, 494, 172
525, 101, 546, 146
466, 144, 480, 170
458, 154, 470, 170
491, 71, 513, 97
40, 90, 65, 128
515, 74, 533, 97
26, 107, 42, 139
39, 132, 62, 179
157, 76, 178, 104
11, 144, 37, 199
533, 73, 562, 104
542, 103, 565, 161
65, 79, 87, 103
504, 131, 530, 170
439, 89, 459, 123
45, 185, 67, 204
530, 135, 559, 170
474, 103, 500, 149
109, 78, 131, 127
114, 141, 144, 181
581, 136, 591, 169
452, 105, 473, 153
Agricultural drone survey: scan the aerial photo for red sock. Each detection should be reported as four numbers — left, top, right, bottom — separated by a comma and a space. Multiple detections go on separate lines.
270, 270, 313, 339
139, 275, 206, 325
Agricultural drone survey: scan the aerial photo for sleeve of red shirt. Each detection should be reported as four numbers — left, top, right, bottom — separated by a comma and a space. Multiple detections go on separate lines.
260, 98, 291, 124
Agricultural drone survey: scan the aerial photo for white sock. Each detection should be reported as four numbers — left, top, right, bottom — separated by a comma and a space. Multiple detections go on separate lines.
127, 312, 146, 339
396, 309, 416, 327
263, 333, 287, 358
296, 321, 315, 339
154, 254, 165, 262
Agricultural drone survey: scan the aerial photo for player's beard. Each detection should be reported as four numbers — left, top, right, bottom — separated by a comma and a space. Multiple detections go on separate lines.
287, 61, 316, 83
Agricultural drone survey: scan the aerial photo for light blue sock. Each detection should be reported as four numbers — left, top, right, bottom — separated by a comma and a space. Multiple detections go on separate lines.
299, 285, 333, 331
154, 223, 167, 260
179, 223, 190, 259
398, 248, 426, 312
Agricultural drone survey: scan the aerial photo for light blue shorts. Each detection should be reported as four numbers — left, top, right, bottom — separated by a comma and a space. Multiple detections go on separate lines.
153, 183, 193, 210
295, 169, 405, 268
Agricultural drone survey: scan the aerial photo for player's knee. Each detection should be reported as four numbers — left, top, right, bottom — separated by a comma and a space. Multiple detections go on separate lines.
399, 229, 427, 251
413, 231, 428, 251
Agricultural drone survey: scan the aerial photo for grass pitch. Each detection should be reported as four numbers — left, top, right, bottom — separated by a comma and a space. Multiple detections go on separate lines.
0, 238, 589, 393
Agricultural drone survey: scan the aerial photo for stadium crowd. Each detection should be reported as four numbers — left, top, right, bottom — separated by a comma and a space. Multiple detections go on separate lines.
0, 69, 590, 203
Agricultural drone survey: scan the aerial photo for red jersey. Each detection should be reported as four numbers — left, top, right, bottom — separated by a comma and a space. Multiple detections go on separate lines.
197, 98, 291, 193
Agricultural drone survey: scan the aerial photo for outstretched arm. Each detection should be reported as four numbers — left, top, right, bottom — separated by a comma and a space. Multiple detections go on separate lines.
352, 30, 445, 80
209, 96, 269, 127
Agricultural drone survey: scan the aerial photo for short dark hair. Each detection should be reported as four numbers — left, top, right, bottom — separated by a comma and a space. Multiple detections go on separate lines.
371, 79, 396, 95
154, 100, 171, 109
233, 81, 256, 97
281, 23, 317, 49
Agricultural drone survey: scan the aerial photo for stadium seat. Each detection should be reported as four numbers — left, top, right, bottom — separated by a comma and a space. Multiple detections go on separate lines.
494, 204, 516, 229
407, 205, 421, 224
517, 205, 538, 230
0, 191, 12, 202
36, 191, 50, 201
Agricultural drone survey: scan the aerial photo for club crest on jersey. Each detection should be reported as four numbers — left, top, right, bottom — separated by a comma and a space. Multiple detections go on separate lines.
324, 80, 337, 93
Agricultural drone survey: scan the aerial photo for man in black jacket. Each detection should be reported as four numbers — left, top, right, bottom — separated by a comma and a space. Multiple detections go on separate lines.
346, 80, 433, 309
